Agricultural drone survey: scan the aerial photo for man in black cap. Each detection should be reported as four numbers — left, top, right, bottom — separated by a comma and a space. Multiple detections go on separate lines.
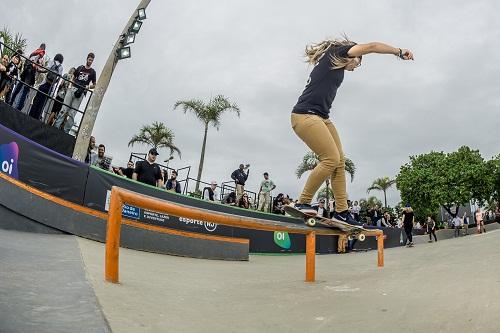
132, 148, 163, 187
231, 163, 249, 202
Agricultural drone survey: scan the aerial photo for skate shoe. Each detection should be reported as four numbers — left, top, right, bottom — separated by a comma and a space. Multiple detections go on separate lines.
331, 210, 363, 227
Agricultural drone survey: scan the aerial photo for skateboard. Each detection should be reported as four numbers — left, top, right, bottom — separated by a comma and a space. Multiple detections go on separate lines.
284, 205, 367, 241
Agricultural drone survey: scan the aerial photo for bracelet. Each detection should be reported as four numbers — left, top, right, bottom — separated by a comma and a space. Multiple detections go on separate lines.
398, 48, 403, 59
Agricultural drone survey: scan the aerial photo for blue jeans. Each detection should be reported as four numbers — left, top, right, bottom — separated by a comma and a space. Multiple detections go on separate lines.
12, 84, 31, 111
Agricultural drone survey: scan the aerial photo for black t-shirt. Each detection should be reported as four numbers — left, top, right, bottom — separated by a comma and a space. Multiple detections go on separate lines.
293, 44, 355, 119
74, 65, 96, 88
134, 160, 161, 186
122, 167, 134, 179
403, 211, 414, 227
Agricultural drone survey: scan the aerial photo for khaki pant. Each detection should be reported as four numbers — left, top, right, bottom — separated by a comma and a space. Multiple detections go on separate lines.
258, 192, 271, 212
291, 113, 348, 212
235, 184, 245, 202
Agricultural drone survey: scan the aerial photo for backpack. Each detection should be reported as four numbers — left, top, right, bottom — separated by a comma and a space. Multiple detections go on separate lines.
46, 63, 61, 84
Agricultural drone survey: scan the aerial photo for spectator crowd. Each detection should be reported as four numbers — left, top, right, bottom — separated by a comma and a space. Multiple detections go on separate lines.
0, 41, 96, 134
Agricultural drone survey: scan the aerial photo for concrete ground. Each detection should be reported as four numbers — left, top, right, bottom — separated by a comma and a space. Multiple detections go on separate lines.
77, 225, 500, 333
0, 230, 110, 333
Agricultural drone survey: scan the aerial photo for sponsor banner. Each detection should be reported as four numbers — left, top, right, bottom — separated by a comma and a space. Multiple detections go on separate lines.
0, 122, 87, 204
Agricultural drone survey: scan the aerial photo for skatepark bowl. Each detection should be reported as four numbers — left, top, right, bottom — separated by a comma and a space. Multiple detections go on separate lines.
105, 186, 385, 283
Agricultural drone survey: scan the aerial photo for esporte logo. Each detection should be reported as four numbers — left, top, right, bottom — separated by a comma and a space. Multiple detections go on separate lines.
0, 142, 19, 179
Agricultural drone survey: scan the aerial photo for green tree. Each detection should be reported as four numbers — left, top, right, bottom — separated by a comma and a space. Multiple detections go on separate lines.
296, 151, 356, 205
174, 95, 240, 192
0, 27, 27, 56
486, 154, 500, 205
396, 146, 490, 219
367, 176, 396, 208
128, 121, 181, 157
358, 196, 383, 223
316, 186, 334, 201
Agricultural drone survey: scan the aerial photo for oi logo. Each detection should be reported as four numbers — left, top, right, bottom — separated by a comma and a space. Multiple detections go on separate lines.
0, 142, 19, 179
273, 231, 291, 249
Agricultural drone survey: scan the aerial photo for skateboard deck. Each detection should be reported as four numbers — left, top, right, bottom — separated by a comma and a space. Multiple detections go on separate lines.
284, 205, 368, 241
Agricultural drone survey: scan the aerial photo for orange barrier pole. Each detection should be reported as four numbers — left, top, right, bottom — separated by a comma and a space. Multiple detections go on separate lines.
105, 188, 124, 283
377, 231, 384, 267
305, 231, 316, 282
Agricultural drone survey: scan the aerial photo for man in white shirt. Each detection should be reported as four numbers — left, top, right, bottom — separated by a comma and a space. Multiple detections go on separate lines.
258, 172, 275, 212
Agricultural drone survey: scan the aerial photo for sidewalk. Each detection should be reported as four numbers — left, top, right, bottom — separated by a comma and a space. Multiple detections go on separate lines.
78, 225, 500, 333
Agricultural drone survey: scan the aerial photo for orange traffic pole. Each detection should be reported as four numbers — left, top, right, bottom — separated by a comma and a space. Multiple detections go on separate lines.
377, 231, 384, 267
305, 231, 316, 282
105, 187, 124, 283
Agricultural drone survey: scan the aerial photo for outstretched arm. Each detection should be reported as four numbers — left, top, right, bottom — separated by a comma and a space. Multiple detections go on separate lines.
348, 42, 414, 60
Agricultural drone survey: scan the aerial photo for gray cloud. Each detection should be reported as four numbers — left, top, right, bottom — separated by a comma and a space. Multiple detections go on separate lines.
2, 0, 498, 205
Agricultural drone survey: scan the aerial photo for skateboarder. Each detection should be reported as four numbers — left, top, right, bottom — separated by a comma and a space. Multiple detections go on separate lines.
291, 36, 413, 226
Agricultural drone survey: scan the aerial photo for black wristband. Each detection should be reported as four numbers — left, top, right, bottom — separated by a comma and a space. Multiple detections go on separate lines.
398, 48, 404, 59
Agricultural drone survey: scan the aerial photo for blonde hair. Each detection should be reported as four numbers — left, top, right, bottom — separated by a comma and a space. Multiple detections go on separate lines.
305, 35, 357, 69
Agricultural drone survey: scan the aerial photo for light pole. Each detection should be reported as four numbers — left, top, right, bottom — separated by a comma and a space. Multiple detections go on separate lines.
72, 0, 152, 161
164, 155, 174, 168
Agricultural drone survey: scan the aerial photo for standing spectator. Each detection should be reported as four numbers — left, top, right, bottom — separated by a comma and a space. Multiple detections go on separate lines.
132, 148, 163, 188
231, 163, 249, 203
46, 68, 75, 125
462, 212, 469, 236
84, 136, 97, 165
0, 53, 21, 100
314, 199, 329, 218
165, 170, 182, 193
475, 208, 486, 234
368, 205, 382, 227
426, 216, 437, 242
53, 52, 96, 133
328, 199, 335, 218
350, 200, 361, 222
452, 215, 462, 238
257, 172, 276, 213
92, 144, 111, 171
203, 181, 218, 201
402, 204, 415, 247
28, 53, 64, 120
9, 44, 46, 108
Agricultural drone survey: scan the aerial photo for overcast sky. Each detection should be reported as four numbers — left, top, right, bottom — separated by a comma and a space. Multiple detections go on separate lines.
2, 0, 499, 206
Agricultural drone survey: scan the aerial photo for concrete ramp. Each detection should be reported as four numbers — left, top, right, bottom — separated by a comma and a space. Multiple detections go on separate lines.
0, 229, 110, 333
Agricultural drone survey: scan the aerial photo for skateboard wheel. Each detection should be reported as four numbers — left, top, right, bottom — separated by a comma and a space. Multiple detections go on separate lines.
306, 218, 316, 227
347, 235, 353, 241
358, 234, 366, 242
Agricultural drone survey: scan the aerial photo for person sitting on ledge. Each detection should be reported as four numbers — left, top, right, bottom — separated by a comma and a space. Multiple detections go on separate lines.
238, 193, 250, 209
165, 170, 182, 194
203, 181, 218, 201
222, 191, 237, 205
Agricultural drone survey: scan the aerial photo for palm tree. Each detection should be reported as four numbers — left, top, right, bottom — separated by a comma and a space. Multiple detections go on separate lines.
296, 151, 356, 206
174, 95, 240, 192
0, 27, 27, 57
128, 121, 181, 158
367, 176, 396, 208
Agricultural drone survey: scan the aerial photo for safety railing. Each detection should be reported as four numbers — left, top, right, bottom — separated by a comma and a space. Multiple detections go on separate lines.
105, 186, 385, 284
0, 41, 93, 137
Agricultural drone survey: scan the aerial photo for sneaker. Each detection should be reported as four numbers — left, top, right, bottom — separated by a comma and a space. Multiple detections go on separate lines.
331, 210, 363, 227
294, 203, 317, 215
